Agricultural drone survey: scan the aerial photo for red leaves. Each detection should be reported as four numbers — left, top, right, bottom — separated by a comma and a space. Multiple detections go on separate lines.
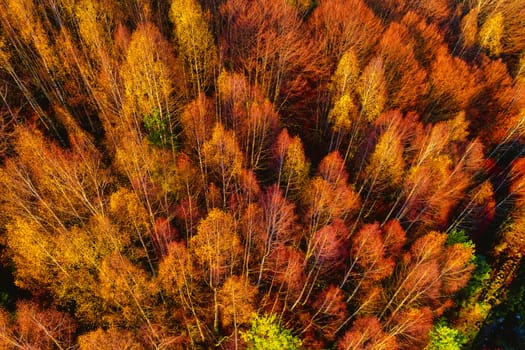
310, 219, 349, 272
338, 316, 397, 350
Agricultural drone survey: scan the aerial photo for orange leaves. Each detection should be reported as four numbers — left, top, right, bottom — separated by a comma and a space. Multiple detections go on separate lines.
203, 123, 244, 181
2, 126, 108, 227
99, 253, 157, 327
426, 45, 479, 120
0, 301, 77, 349
377, 22, 428, 111
218, 276, 257, 329
302, 151, 359, 232
382, 231, 473, 323
304, 177, 360, 232
318, 151, 349, 186
350, 223, 395, 283
180, 93, 215, 155
388, 307, 433, 350
309, 0, 382, 63
440, 243, 475, 294
158, 242, 194, 294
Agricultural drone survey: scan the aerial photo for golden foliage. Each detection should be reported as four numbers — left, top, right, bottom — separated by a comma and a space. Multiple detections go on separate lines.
121, 22, 179, 121
170, 0, 217, 93
479, 12, 504, 56
190, 209, 241, 282
358, 56, 386, 122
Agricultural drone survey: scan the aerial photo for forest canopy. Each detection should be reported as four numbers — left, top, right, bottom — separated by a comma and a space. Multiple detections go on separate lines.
1, 0, 525, 349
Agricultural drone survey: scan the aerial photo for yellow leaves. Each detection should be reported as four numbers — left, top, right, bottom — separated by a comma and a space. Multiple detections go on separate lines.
479, 12, 504, 56
6, 218, 56, 291
99, 253, 158, 327
121, 22, 179, 122
190, 209, 241, 280
170, 0, 217, 93
365, 126, 405, 189
4, 0, 57, 70
331, 50, 360, 97
274, 129, 310, 193
75, 0, 106, 52
203, 123, 244, 179
446, 112, 470, 143
78, 328, 143, 350
328, 94, 357, 132
358, 57, 386, 122
109, 188, 150, 235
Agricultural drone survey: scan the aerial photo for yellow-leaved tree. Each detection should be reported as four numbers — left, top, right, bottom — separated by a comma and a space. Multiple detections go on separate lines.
170, 0, 218, 95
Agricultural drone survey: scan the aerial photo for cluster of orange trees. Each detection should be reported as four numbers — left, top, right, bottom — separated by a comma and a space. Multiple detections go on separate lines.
1, 0, 524, 348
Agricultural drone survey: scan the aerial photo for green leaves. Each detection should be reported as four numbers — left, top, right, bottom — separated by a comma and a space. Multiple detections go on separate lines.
426, 320, 466, 350
241, 314, 302, 350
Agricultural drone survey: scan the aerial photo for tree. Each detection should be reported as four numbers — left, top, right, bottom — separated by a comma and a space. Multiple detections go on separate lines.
0, 301, 77, 349
377, 22, 427, 111
217, 71, 279, 171
272, 129, 310, 196
202, 123, 245, 206
179, 93, 215, 165
358, 56, 386, 122
337, 316, 397, 350
425, 45, 479, 121
78, 328, 144, 350
98, 253, 158, 328
460, 8, 479, 49
308, 0, 382, 65
478, 12, 504, 57
307, 285, 348, 341
303, 176, 360, 234
120, 22, 181, 145
426, 320, 466, 350
218, 275, 257, 348
170, 0, 218, 94
241, 314, 302, 350
219, 0, 324, 107
190, 209, 241, 285
363, 112, 406, 193
309, 219, 349, 274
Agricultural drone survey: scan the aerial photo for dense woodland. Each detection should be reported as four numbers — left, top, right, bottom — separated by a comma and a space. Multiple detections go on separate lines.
0, 0, 525, 348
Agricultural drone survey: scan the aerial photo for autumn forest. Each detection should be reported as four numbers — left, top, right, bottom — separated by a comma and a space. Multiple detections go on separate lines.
0, 0, 525, 348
